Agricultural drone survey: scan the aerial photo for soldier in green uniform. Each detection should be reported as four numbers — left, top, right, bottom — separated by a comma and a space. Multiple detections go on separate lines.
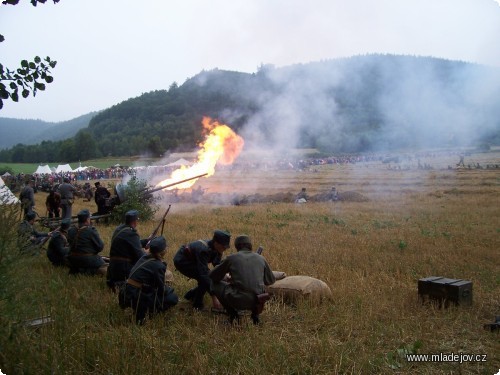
67, 209, 107, 275
17, 211, 51, 255
209, 235, 275, 324
47, 218, 71, 266
106, 210, 148, 291
173, 230, 231, 311
119, 236, 178, 325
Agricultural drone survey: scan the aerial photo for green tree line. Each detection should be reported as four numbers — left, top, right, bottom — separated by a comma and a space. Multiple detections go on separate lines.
1, 54, 499, 163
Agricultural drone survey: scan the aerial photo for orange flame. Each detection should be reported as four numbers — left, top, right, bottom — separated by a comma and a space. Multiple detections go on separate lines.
156, 117, 244, 190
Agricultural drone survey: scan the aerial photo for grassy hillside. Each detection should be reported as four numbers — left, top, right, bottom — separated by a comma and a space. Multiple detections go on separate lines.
2, 55, 499, 164
0, 151, 498, 374
0, 112, 97, 150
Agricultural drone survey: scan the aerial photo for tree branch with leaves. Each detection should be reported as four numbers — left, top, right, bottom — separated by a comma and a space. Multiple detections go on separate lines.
0, 57, 57, 109
0, 0, 60, 110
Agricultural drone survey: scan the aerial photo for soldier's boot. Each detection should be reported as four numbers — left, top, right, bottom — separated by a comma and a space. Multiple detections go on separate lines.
184, 288, 197, 301
251, 313, 260, 325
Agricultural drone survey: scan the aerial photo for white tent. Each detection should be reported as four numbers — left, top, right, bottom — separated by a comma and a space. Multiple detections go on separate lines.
55, 164, 73, 173
34, 164, 52, 174
1, 172, 11, 177
0, 176, 20, 205
167, 158, 192, 167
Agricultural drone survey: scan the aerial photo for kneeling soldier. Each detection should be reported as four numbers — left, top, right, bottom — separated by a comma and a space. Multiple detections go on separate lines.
67, 209, 107, 275
47, 218, 71, 266
119, 236, 178, 324
106, 210, 147, 291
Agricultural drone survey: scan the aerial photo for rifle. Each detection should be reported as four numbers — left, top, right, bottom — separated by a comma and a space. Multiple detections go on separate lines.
145, 204, 171, 249
39, 227, 58, 247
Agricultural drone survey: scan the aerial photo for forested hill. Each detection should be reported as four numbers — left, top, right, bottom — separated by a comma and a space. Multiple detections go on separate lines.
0, 112, 97, 150
1, 54, 499, 163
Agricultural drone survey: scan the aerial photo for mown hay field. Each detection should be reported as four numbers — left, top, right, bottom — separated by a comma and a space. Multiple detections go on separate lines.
1, 151, 499, 374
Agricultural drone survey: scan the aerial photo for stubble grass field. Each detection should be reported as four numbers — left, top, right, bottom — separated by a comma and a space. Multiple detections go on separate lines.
0, 151, 499, 374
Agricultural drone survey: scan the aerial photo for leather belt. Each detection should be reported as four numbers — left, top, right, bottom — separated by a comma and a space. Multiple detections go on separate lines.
126, 279, 143, 289
110, 256, 131, 263
70, 252, 94, 257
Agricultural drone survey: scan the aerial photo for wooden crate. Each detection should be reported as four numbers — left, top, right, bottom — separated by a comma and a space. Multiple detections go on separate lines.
418, 276, 472, 306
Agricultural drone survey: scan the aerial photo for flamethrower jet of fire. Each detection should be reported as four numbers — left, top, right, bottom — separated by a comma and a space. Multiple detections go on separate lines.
156, 117, 244, 190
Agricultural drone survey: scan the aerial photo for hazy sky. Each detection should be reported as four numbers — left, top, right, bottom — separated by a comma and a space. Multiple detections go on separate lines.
1, 0, 499, 122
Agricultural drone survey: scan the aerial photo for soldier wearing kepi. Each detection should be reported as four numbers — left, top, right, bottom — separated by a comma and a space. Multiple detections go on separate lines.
119, 236, 178, 325
209, 235, 275, 324
67, 209, 108, 275
174, 230, 231, 311
58, 177, 77, 219
106, 210, 148, 291
47, 218, 71, 266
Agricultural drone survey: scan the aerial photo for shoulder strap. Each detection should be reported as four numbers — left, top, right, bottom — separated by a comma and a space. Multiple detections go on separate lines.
111, 226, 131, 244
129, 258, 155, 280
71, 226, 88, 253
197, 240, 208, 247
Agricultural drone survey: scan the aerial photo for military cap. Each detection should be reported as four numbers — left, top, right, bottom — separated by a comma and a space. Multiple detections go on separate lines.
234, 235, 251, 248
149, 236, 167, 254
94, 181, 100, 187
77, 209, 91, 221
60, 218, 72, 230
63, 177, 70, 183
25, 212, 36, 221
213, 230, 231, 248
125, 210, 139, 223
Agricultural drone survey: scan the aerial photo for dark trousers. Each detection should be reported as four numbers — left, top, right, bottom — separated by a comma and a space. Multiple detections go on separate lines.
48, 208, 60, 219
174, 260, 210, 309
61, 203, 72, 219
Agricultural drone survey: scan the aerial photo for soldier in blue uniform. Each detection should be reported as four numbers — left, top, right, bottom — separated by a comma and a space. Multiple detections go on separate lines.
67, 209, 108, 275
173, 230, 230, 310
119, 236, 178, 324
106, 210, 148, 291
47, 218, 71, 266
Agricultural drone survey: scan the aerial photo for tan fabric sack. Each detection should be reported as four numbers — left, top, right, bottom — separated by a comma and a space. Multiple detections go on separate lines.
267, 275, 332, 303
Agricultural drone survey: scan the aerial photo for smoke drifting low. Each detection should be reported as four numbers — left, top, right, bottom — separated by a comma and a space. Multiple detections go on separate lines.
231, 55, 500, 156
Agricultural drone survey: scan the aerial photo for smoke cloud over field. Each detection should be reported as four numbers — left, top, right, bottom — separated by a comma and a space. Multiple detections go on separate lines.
235, 56, 500, 156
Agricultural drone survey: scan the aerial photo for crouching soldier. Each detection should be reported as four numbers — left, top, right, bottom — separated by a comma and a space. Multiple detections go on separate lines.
47, 218, 71, 266
209, 235, 275, 324
67, 209, 108, 275
119, 236, 178, 325
173, 230, 231, 311
17, 212, 51, 255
